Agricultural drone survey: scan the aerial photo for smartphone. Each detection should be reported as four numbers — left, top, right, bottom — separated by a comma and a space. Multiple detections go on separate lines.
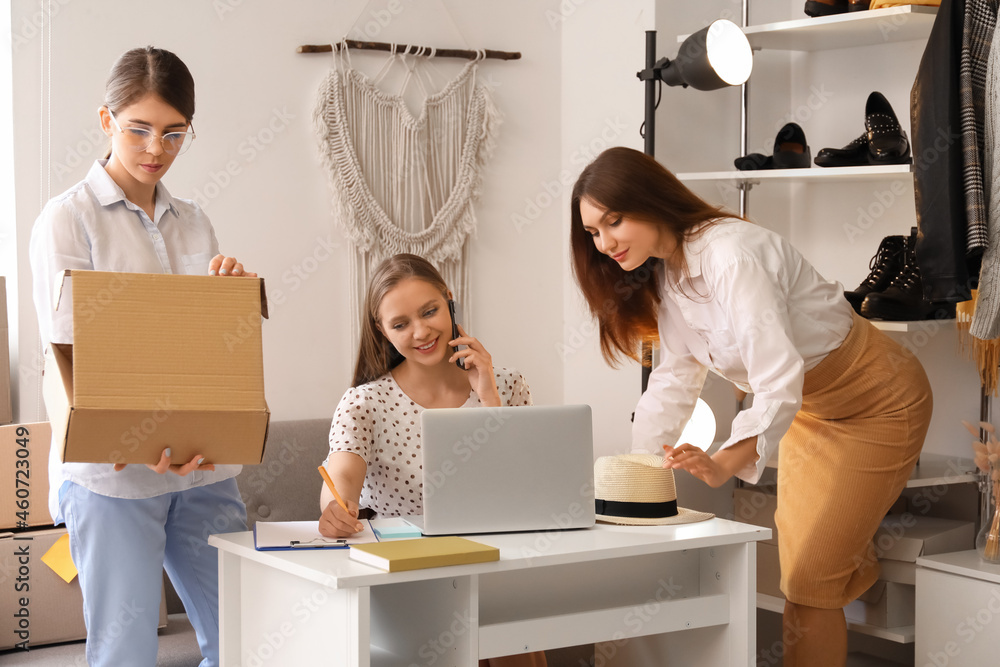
448, 299, 468, 370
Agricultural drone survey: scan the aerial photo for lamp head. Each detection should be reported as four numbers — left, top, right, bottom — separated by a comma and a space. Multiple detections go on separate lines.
659, 19, 752, 90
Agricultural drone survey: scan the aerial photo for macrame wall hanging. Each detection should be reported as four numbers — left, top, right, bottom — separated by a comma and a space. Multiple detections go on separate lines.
302, 34, 520, 346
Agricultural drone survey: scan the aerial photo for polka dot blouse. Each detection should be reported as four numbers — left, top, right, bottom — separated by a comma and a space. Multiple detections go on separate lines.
326, 367, 532, 517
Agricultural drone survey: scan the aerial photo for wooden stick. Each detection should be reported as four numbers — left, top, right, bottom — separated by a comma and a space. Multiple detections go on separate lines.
297, 39, 521, 61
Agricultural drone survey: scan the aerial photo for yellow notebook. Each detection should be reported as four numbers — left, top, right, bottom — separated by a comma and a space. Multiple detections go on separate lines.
349, 536, 499, 572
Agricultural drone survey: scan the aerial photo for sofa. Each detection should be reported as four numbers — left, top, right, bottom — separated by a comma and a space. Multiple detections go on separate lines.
6, 419, 593, 666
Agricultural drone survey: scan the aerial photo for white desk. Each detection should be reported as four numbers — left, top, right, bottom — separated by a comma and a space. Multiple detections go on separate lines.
209, 519, 770, 666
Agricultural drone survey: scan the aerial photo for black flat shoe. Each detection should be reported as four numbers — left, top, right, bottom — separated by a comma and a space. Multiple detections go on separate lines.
736, 123, 811, 171
771, 122, 811, 169
865, 91, 911, 165
804, 0, 848, 16
814, 133, 868, 167
734, 153, 772, 170
849, 0, 871, 10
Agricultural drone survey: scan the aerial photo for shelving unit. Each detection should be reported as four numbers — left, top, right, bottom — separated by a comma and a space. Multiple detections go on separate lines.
871, 319, 956, 333
677, 164, 913, 185
677, 6, 937, 51
764, 453, 976, 488
740, 5, 937, 52
758, 593, 915, 643
694, 5, 959, 661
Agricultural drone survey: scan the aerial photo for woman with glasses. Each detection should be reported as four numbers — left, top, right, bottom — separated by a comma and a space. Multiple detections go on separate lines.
29, 47, 250, 667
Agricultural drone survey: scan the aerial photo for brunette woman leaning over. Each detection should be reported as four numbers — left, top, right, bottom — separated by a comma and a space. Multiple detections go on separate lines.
570, 146, 930, 667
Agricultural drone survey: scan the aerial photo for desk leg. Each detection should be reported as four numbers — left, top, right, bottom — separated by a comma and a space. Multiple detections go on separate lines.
219, 557, 370, 666
218, 549, 242, 667
712, 541, 755, 665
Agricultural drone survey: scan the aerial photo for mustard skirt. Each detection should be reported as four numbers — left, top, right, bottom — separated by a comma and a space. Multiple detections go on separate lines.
775, 311, 931, 608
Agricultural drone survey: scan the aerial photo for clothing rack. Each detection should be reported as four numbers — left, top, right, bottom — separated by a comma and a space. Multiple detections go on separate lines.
297, 39, 520, 60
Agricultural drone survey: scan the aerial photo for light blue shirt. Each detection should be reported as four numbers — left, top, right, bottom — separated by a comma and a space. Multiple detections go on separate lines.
30, 160, 241, 520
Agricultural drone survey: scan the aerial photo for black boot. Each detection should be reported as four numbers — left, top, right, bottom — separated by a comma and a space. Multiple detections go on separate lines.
844, 235, 906, 314
861, 229, 957, 321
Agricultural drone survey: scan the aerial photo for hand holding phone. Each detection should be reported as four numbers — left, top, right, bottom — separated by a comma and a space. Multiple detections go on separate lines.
448, 299, 468, 370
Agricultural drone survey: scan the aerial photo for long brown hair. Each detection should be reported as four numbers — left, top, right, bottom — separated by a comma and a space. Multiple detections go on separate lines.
570, 147, 735, 366
353, 254, 450, 386
103, 46, 195, 158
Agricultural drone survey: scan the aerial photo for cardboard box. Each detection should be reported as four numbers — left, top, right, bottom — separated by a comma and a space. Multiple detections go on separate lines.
0, 423, 54, 530
877, 558, 916, 586
734, 486, 778, 546
0, 527, 167, 650
0, 276, 12, 425
845, 581, 915, 628
873, 515, 974, 562
757, 542, 783, 599
42, 270, 270, 465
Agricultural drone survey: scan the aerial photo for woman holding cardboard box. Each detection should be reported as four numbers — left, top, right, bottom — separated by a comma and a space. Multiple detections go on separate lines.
569, 147, 932, 667
30, 47, 251, 667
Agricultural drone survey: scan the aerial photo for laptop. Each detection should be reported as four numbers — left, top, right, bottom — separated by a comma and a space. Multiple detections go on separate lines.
406, 404, 596, 535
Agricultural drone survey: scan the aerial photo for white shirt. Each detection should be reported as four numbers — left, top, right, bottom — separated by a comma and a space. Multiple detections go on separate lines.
632, 219, 854, 484
326, 368, 532, 517
30, 160, 240, 520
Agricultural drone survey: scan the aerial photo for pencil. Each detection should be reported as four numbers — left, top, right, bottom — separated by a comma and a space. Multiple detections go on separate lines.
317, 465, 349, 514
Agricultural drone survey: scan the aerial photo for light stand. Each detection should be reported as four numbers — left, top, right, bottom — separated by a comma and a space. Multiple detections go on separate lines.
635, 19, 753, 392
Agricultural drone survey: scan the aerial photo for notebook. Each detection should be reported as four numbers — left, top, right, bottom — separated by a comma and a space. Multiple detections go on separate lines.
406, 404, 595, 535
253, 520, 378, 550
349, 536, 499, 572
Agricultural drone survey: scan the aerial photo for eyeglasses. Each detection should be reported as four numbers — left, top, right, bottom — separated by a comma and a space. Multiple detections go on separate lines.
107, 109, 196, 156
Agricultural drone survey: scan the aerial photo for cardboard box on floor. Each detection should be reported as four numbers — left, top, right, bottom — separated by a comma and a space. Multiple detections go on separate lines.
0, 526, 167, 650
845, 581, 915, 628
873, 515, 974, 562
42, 270, 270, 465
0, 276, 12, 426
0, 422, 54, 530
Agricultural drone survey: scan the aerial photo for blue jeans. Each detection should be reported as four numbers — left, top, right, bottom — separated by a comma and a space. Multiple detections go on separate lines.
60, 478, 246, 667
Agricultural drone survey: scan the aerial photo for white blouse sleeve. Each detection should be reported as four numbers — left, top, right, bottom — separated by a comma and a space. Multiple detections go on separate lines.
29, 200, 95, 347
711, 256, 806, 484
326, 387, 377, 465
632, 298, 709, 454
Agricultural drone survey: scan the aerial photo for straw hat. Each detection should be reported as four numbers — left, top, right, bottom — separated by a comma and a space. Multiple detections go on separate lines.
594, 454, 715, 525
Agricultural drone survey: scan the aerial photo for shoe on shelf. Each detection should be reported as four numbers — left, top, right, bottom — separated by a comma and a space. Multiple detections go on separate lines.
844, 234, 906, 314
814, 91, 911, 167
804, 0, 848, 16
865, 91, 911, 165
735, 122, 811, 171
814, 133, 869, 168
860, 229, 956, 321
848, 0, 871, 10
734, 152, 772, 170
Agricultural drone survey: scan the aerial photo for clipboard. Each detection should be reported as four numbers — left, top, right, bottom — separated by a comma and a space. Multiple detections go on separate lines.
253, 520, 379, 551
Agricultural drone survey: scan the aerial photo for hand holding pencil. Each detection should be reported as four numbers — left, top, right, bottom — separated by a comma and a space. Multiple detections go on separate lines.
318, 465, 364, 537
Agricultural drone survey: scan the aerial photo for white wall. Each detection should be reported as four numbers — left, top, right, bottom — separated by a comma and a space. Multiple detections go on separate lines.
0, 0, 14, 406
561, 0, 654, 457
8, 0, 570, 424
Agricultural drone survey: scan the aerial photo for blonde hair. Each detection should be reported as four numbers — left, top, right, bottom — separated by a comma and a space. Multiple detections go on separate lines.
353, 254, 450, 386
